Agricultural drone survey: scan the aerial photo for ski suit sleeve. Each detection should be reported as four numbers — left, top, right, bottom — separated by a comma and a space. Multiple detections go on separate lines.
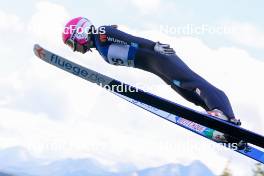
100, 25, 156, 50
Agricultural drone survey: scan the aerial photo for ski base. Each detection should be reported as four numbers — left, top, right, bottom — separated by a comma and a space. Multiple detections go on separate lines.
116, 93, 264, 164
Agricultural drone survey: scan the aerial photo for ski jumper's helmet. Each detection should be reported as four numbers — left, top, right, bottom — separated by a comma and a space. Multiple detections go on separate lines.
62, 17, 93, 51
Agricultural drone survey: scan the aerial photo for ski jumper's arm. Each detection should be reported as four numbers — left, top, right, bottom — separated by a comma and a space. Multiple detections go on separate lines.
92, 25, 156, 67
98, 25, 156, 50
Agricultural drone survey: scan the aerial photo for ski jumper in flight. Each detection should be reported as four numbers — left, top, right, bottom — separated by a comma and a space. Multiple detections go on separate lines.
62, 17, 241, 128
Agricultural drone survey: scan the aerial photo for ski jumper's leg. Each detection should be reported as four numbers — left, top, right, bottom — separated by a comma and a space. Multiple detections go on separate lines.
134, 48, 235, 118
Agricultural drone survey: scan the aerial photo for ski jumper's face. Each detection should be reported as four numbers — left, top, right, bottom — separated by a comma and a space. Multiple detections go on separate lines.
65, 40, 92, 54
75, 42, 87, 54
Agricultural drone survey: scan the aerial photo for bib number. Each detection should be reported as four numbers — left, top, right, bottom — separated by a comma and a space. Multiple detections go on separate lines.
110, 58, 125, 65
107, 44, 134, 67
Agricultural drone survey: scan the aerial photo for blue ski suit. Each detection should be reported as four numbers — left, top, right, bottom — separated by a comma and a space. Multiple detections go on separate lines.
91, 25, 235, 118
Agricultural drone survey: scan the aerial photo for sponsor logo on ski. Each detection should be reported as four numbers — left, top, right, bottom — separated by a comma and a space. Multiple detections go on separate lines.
177, 118, 206, 133
50, 54, 107, 85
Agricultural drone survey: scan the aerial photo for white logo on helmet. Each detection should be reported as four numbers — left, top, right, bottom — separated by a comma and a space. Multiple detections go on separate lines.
75, 32, 88, 41
68, 19, 90, 43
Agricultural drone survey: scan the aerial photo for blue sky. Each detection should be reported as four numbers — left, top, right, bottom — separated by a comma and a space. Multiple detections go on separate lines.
0, 1, 264, 176
2, 0, 264, 25
2, 0, 264, 60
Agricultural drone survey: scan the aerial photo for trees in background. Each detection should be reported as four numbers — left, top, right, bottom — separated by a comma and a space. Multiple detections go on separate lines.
253, 163, 264, 176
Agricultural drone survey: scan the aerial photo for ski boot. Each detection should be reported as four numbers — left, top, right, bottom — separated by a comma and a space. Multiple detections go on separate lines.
207, 109, 241, 126
207, 109, 247, 150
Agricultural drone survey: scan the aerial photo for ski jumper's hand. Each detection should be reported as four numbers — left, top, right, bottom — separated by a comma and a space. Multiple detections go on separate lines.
154, 42, 175, 56
111, 25, 118, 29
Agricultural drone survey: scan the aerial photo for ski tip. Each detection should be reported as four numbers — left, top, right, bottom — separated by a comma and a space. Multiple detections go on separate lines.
33, 44, 45, 59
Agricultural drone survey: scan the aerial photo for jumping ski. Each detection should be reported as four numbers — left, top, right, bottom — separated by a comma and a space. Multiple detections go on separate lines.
33, 44, 264, 164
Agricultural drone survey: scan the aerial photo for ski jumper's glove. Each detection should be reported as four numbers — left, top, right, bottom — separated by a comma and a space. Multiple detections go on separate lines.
154, 42, 175, 55
110, 25, 118, 29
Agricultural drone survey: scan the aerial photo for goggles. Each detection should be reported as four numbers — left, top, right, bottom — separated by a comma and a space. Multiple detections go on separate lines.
66, 37, 77, 51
